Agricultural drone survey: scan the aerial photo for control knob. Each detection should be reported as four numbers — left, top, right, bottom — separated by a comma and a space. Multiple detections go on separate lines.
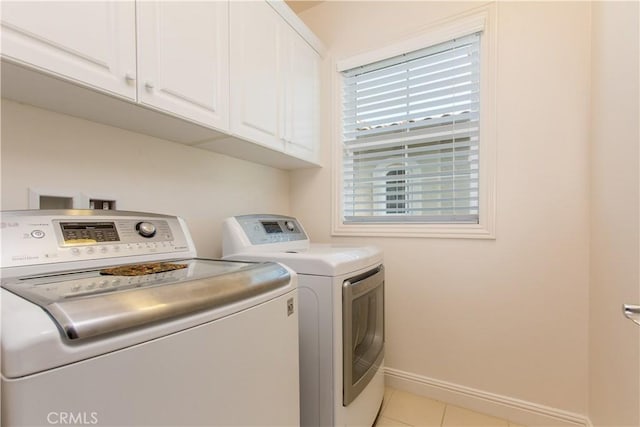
285, 221, 296, 231
136, 222, 156, 238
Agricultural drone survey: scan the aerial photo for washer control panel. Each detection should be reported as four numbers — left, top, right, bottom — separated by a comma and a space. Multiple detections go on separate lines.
54, 218, 173, 246
1, 210, 195, 271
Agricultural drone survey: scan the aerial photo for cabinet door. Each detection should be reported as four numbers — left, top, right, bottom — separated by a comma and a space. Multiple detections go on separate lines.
283, 26, 320, 163
229, 1, 284, 152
0, 1, 136, 100
137, 1, 229, 131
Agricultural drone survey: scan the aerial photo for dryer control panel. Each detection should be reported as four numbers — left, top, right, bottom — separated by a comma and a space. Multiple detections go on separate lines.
234, 214, 307, 244
222, 214, 310, 255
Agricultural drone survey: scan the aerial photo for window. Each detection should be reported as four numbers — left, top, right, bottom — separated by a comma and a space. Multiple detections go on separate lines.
342, 33, 480, 224
385, 169, 406, 214
333, 7, 496, 238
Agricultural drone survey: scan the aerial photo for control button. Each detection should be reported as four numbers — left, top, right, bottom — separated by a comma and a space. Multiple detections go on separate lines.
71, 284, 81, 292
136, 222, 156, 238
98, 280, 109, 288
31, 230, 45, 239
86, 247, 95, 255
99, 246, 108, 253
113, 246, 121, 252
87, 282, 96, 290
71, 248, 81, 256
285, 221, 296, 231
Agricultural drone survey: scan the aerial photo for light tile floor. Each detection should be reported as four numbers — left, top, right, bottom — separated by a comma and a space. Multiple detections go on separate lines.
375, 388, 526, 427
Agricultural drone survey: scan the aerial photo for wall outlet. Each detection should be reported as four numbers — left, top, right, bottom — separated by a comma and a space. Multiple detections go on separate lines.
89, 199, 117, 210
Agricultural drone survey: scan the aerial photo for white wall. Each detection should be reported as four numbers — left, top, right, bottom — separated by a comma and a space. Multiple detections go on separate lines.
589, 2, 640, 426
0, 99, 291, 257
292, 0, 591, 416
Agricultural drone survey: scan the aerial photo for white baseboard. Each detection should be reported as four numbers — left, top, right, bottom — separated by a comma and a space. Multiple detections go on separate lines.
384, 367, 591, 427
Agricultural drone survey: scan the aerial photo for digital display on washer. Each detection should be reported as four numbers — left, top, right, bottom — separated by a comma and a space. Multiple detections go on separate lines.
261, 221, 283, 234
60, 222, 120, 244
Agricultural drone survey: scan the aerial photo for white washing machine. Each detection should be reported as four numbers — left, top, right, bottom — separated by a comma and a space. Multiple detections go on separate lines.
1, 210, 300, 426
222, 214, 385, 427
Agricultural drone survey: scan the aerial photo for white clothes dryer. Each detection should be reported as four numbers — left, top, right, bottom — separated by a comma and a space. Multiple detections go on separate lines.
222, 214, 385, 427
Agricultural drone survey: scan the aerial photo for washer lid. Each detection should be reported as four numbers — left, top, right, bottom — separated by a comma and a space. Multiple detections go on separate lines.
225, 244, 383, 276
2, 259, 290, 340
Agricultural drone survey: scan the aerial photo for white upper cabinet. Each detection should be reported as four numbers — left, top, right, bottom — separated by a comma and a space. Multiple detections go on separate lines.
230, 1, 321, 163
137, 1, 229, 130
0, 1, 136, 100
1, 1, 229, 130
0, 0, 323, 169
229, 1, 283, 152
281, 23, 320, 162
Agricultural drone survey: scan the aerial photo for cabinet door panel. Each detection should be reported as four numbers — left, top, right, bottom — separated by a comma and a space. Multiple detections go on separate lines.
137, 1, 229, 131
286, 29, 320, 162
230, 1, 282, 151
0, 1, 136, 99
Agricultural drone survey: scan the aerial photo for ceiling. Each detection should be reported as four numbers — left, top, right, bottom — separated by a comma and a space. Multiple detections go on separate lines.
285, 1, 324, 14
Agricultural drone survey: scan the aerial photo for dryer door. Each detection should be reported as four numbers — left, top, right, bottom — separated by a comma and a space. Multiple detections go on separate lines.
342, 265, 385, 406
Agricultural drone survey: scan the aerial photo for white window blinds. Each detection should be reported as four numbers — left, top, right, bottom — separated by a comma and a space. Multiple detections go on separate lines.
341, 32, 481, 224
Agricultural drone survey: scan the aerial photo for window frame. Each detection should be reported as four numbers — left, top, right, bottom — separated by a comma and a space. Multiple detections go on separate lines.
331, 4, 497, 239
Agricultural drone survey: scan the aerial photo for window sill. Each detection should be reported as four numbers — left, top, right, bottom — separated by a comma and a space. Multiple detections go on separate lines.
331, 222, 495, 239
